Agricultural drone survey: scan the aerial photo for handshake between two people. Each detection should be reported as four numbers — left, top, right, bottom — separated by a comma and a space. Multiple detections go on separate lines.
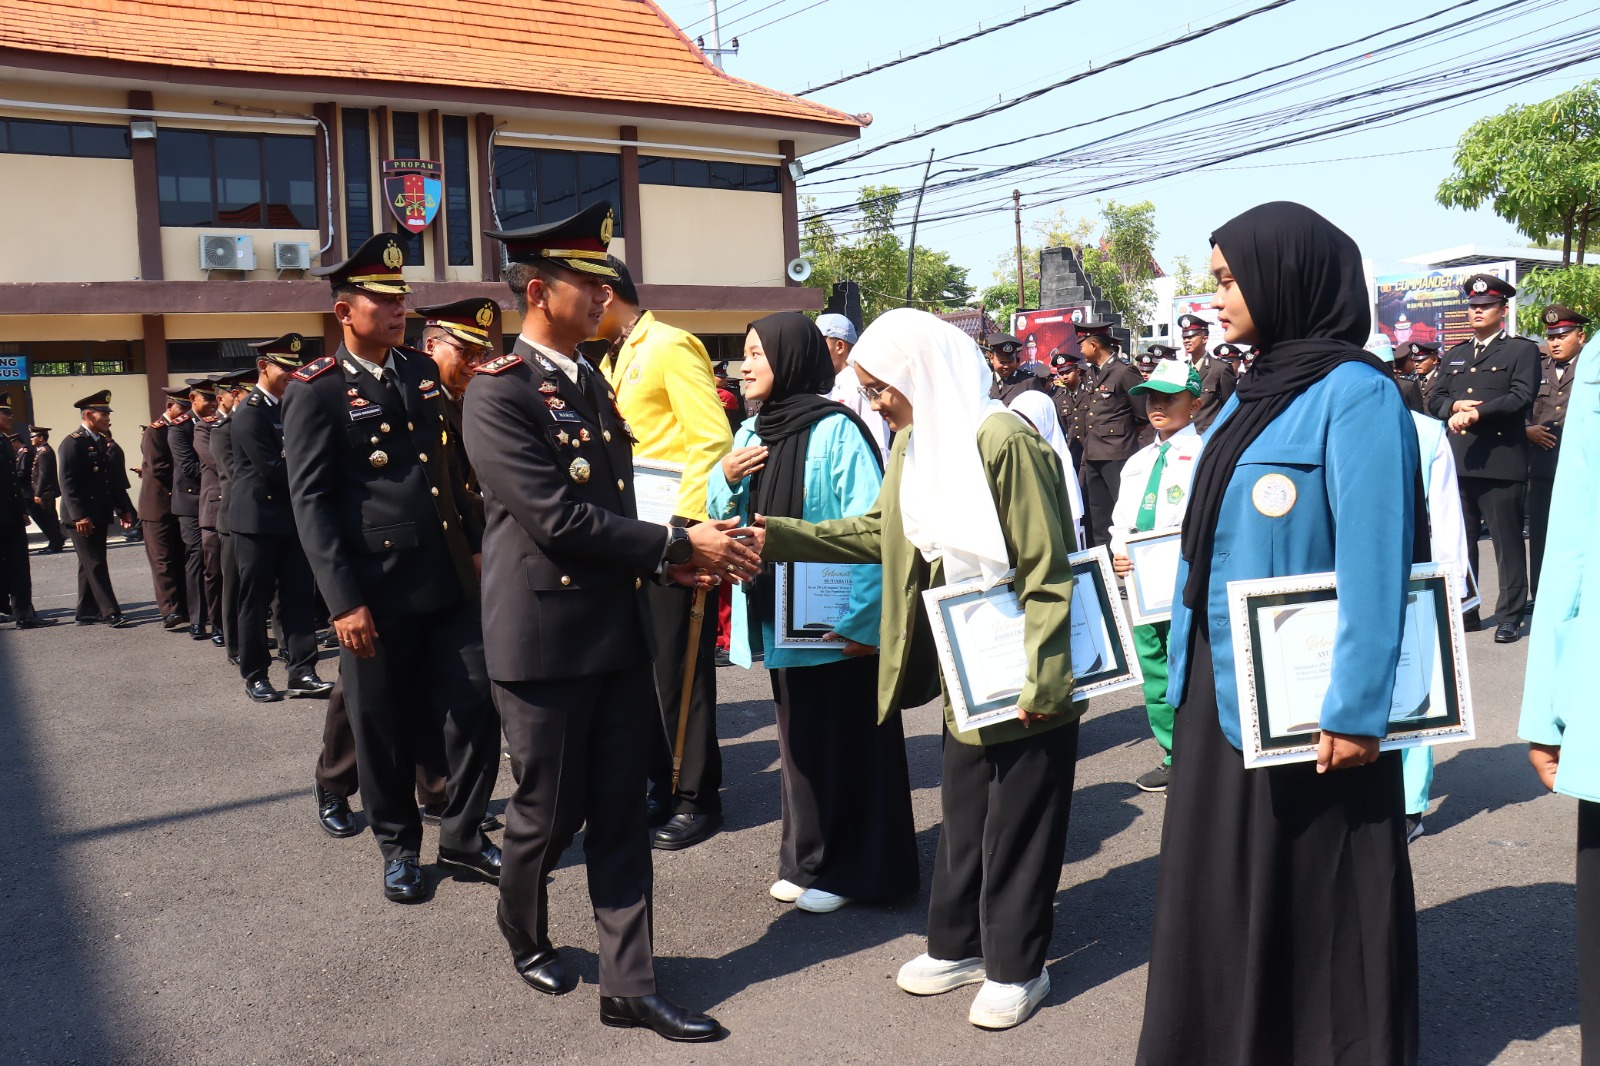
665, 514, 770, 591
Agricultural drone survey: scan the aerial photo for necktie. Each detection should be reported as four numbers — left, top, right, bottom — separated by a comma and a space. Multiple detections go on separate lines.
1135, 442, 1171, 533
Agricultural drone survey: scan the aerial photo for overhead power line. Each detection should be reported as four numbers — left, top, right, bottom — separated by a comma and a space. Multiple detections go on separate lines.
796, 0, 1090, 96
728, 0, 831, 37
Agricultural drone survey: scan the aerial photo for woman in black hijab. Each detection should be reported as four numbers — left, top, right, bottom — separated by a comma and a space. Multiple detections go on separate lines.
1136, 204, 1421, 1066
708, 312, 918, 914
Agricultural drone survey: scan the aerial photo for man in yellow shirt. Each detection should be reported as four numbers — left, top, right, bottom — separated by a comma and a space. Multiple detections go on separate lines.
599, 257, 733, 850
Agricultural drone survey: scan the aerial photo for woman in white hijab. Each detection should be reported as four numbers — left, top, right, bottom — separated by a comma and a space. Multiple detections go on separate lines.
741, 308, 1081, 1031
1007, 390, 1086, 550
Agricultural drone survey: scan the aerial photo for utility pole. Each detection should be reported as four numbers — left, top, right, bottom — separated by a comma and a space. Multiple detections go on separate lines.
1014, 189, 1025, 312
698, 0, 740, 68
904, 153, 978, 307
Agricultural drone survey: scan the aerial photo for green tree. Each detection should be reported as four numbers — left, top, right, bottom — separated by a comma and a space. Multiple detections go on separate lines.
1514, 265, 1600, 335
800, 186, 974, 326
981, 243, 1040, 324
1082, 200, 1161, 337
1437, 80, 1600, 266
1169, 254, 1214, 297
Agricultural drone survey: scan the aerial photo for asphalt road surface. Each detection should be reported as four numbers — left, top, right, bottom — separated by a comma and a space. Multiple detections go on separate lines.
0, 533, 1581, 1065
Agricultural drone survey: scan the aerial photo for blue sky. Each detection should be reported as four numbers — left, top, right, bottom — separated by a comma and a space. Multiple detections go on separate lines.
658, 0, 1600, 289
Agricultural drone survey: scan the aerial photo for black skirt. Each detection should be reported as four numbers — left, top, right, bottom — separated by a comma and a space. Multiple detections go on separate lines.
772, 655, 920, 902
1136, 630, 1419, 1066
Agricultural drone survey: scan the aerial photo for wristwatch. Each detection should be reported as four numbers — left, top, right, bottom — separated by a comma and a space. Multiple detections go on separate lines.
665, 525, 693, 565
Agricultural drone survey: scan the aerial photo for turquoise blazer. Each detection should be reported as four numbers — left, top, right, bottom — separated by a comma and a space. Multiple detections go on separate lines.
707, 410, 884, 670
1519, 336, 1600, 801
1166, 362, 1420, 748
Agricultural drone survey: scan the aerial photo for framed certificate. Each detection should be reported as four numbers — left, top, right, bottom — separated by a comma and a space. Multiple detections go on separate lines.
1228, 562, 1475, 769
1122, 528, 1182, 625
773, 562, 854, 648
632, 459, 682, 526
922, 546, 1144, 734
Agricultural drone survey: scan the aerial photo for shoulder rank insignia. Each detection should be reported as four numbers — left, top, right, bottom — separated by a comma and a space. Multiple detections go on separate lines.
246, 392, 263, 406
294, 356, 336, 382
476, 353, 524, 376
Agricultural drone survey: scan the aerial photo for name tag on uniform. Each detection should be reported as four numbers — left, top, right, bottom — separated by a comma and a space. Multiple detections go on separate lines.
550, 409, 582, 424
349, 406, 384, 421
1448, 360, 1465, 367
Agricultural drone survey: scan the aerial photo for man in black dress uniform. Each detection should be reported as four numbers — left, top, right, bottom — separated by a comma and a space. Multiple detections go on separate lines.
58, 391, 135, 626
188, 378, 225, 645
1179, 313, 1234, 433
1391, 343, 1426, 414
284, 233, 501, 902
417, 297, 495, 532
140, 389, 190, 627
468, 203, 755, 1041
1048, 347, 1088, 471
1414, 342, 1442, 409
0, 397, 54, 628
211, 369, 251, 662
985, 333, 1050, 404
1076, 320, 1147, 548
167, 380, 211, 639
1526, 303, 1587, 607
26, 427, 66, 553
1426, 273, 1540, 643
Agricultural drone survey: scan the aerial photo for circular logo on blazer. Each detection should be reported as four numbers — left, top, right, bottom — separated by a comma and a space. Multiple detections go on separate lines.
1251, 473, 1296, 518
569, 457, 592, 484
368, 450, 389, 469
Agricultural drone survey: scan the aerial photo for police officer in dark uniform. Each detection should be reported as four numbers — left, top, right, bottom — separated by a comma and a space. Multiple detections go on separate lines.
1076, 320, 1147, 548
1527, 303, 1587, 607
468, 204, 752, 1041
1392, 344, 1426, 414
167, 380, 210, 639
1179, 313, 1235, 433
284, 233, 501, 903
211, 369, 252, 663
1414, 342, 1442, 409
140, 389, 190, 627
0, 397, 54, 628
188, 378, 225, 645
1048, 347, 1088, 470
984, 332, 1050, 404
416, 297, 496, 531
58, 391, 135, 625
26, 426, 66, 553
1426, 273, 1540, 642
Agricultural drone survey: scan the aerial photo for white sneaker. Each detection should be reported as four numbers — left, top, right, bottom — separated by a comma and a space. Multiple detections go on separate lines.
968, 970, 1051, 1030
769, 879, 804, 902
896, 953, 987, 996
795, 887, 850, 913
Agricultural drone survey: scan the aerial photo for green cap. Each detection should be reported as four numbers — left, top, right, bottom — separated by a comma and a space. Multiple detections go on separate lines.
1130, 358, 1202, 396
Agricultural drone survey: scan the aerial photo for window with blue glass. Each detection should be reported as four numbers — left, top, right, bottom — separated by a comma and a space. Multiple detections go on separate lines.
341, 108, 373, 253
492, 147, 624, 236
0, 118, 131, 159
638, 156, 779, 193
442, 115, 473, 266
156, 129, 316, 228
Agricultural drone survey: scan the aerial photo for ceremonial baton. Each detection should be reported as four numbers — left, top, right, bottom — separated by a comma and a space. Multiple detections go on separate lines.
670, 585, 708, 795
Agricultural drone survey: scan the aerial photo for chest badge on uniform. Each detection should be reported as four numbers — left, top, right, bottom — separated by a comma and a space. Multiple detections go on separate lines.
545, 396, 567, 410
1166, 484, 1184, 504
555, 430, 571, 446
369, 450, 389, 469
578, 428, 592, 443
347, 388, 360, 398
1251, 473, 1296, 517
627, 365, 642, 383
569, 457, 592, 484
538, 381, 558, 395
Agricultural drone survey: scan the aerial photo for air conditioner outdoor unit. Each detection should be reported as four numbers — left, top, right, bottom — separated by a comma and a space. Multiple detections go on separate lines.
199, 234, 256, 273
274, 241, 312, 271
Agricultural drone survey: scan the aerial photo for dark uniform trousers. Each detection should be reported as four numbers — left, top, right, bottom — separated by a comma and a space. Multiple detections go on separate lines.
646, 581, 722, 815
234, 530, 319, 682
927, 720, 1079, 984
178, 514, 211, 628
0, 523, 34, 617
1527, 475, 1555, 600
67, 521, 120, 619
1081, 460, 1125, 549
196, 525, 222, 630
142, 515, 187, 617
495, 668, 657, 998
1458, 478, 1528, 620
1578, 800, 1600, 1062
315, 672, 450, 808
218, 530, 239, 654
26, 498, 65, 551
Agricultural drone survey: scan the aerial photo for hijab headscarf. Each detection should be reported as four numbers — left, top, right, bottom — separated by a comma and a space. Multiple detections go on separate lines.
850, 308, 1014, 588
1007, 390, 1086, 550
1180, 201, 1415, 610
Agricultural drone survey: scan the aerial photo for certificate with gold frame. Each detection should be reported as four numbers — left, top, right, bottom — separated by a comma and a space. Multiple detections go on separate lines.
1227, 562, 1475, 769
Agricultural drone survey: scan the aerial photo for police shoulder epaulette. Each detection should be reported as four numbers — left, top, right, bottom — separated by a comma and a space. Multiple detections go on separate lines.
476, 353, 524, 376
172, 412, 192, 424
294, 356, 336, 382
246, 391, 263, 407
148, 420, 162, 430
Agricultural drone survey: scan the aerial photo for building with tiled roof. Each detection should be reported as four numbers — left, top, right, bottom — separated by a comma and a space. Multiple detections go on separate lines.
0, 0, 864, 429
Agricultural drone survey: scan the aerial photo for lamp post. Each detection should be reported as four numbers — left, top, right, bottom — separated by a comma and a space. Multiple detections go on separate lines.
904, 152, 978, 306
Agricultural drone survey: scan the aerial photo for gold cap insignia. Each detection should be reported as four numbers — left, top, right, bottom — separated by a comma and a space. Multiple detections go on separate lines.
289, 337, 302, 352
476, 305, 495, 328
1546, 308, 1560, 323
600, 211, 614, 245
382, 243, 403, 269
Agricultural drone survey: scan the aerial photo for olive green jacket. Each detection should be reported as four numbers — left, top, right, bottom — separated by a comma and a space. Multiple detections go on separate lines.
764, 412, 1079, 746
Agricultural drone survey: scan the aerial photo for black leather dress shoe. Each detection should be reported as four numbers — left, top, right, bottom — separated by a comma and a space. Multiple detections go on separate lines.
515, 949, 574, 995
15, 616, 58, 629
481, 814, 504, 833
189, 622, 208, 640
106, 614, 131, 629
314, 784, 360, 838
210, 631, 226, 647
438, 844, 502, 884
286, 673, 334, 699
599, 994, 725, 1042
0, 612, 14, 624
227, 654, 241, 667
419, 802, 447, 825
1463, 608, 1481, 632
652, 811, 723, 852
74, 615, 96, 626
383, 858, 427, 902
646, 797, 672, 829
245, 678, 283, 703
1494, 620, 1521, 644
162, 612, 186, 630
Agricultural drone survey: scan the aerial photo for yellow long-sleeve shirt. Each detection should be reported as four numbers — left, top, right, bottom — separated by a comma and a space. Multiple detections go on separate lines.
602, 310, 732, 521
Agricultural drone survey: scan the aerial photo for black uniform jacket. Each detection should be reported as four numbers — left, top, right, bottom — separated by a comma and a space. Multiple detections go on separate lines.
464, 338, 665, 684
1, 442, 27, 531
137, 415, 180, 519
1528, 353, 1580, 480
229, 389, 294, 537
1426, 333, 1540, 481
439, 392, 485, 533
59, 428, 133, 527
282, 346, 481, 621
169, 415, 200, 517
194, 416, 223, 529
1396, 375, 1425, 415
988, 367, 1051, 406
32, 442, 59, 500
1082, 357, 1148, 462
1195, 356, 1237, 433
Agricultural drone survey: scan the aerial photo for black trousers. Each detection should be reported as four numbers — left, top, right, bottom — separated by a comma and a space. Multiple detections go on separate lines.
142, 514, 186, 618
234, 531, 318, 682
927, 720, 1080, 984
494, 669, 656, 998
341, 600, 498, 862
1459, 476, 1528, 620
218, 530, 239, 656
66, 521, 119, 619
26, 498, 64, 550
1082, 458, 1126, 550
1581, 800, 1600, 1066
315, 671, 449, 807
178, 514, 211, 629
1527, 475, 1554, 602
645, 582, 721, 815
197, 526, 222, 632
0, 522, 36, 618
